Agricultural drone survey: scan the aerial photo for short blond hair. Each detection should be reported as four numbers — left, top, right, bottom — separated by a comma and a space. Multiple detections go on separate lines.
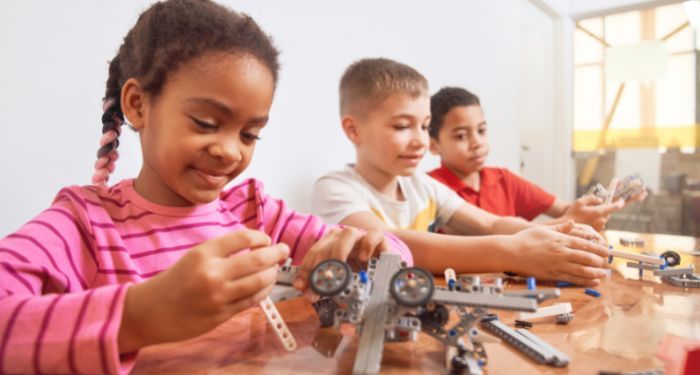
339, 58, 429, 117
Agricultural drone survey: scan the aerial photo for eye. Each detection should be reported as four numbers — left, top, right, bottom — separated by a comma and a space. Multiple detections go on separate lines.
189, 116, 218, 130
241, 132, 261, 143
478, 128, 487, 136
421, 124, 430, 131
392, 124, 409, 130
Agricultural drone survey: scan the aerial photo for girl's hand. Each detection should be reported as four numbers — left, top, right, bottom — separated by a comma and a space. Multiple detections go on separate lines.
293, 227, 388, 290
509, 223, 610, 287
118, 229, 289, 353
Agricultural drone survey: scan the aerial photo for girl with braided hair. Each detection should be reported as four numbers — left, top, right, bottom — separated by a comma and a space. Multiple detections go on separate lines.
0, 1, 412, 373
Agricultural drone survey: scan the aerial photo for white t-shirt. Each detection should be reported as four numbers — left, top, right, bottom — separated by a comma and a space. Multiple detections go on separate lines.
311, 165, 463, 231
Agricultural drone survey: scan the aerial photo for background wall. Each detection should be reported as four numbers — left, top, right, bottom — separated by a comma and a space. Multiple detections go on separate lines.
1, 0, 545, 236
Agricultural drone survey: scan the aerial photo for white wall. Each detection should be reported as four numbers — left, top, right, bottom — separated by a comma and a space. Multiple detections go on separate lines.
0, 0, 548, 237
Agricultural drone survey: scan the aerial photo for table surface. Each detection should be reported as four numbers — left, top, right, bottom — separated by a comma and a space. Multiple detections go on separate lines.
132, 230, 700, 374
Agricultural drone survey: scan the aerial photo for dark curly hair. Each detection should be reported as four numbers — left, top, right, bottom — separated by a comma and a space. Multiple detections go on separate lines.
429, 87, 480, 139
93, 0, 280, 185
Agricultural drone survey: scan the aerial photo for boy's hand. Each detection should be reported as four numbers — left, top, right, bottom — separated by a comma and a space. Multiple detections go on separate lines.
563, 195, 624, 231
293, 227, 388, 290
118, 229, 289, 353
550, 219, 607, 245
510, 224, 610, 287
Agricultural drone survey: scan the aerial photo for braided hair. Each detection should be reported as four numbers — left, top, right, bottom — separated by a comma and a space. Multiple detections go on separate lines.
92, 0, 280, 186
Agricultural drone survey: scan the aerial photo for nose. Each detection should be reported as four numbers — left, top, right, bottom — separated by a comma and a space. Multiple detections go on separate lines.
468, 134, 482, 150
410, 127, 429, 149
208, 138, 242, 163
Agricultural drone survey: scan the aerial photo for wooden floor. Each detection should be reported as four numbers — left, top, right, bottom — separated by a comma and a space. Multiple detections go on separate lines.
132, 230, 700, 374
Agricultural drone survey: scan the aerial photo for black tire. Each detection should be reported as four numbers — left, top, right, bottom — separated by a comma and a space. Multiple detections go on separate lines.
661, 250, 681, 267
309, 259, 352, 297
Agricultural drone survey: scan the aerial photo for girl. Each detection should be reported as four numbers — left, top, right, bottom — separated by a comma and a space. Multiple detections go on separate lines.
0, 1, 411, 374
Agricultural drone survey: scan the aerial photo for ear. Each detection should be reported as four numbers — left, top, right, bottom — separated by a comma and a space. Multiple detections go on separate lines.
120, 78, 147, 131
429, 137, 441, 155
341, 115, 361, 146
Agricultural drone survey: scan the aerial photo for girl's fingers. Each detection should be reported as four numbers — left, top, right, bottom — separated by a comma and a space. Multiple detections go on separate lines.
223, 265, 279, 303
293, 227, 341, 290
224, 283, 276, 316
355, 229, 388, 262
329, 227, 362, 261
223, 243, 289, 280
208, 229, 272, 258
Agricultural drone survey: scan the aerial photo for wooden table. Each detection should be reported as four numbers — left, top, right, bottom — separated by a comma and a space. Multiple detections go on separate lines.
132, 230, 700, 374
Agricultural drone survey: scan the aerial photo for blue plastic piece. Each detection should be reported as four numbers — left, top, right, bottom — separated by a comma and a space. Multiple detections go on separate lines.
556, 281, 577, 287
359, 270, 368, 284
448, 279, 456, 290
449, 329, 457, 337
527, 277, 536, 290
584, 288, 601, 298
477, 359, 485, 367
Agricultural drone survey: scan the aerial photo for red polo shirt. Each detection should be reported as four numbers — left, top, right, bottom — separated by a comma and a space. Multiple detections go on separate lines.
428, 165, 556, 221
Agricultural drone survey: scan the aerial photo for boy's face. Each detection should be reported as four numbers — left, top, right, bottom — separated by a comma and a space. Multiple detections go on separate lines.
127, 52, 274, 206
430, 104, 489, 177
349, 92, 431, 178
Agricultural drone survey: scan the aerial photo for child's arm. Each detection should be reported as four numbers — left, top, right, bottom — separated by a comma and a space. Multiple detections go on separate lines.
340, 211, 609, 286
0, 206, 134, 374
544, 196, 625, 231
441, 200, 537, 235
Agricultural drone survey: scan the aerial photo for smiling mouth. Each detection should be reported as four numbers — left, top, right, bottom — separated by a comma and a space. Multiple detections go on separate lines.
192, 167, 230, 187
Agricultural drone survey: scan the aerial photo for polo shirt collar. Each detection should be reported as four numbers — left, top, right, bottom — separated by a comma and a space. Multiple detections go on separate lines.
436, 164, 502, 192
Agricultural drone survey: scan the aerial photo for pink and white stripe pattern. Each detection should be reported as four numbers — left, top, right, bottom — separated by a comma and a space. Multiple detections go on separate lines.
0, 178, 412, 374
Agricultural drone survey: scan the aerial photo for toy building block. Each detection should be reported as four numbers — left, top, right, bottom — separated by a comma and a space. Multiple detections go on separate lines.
276, 258, 300, 286
262, 258, 303, 351
556, 313, 575, 324
260, 296, 297, 351
584, 288, 601, 298
662, 273, 700, 289
269, 285, 302, 303
653, 265, 695, 277
518, 303, 572, 321
352, 253, 402, 375
620, 237, 645, 248
305, 253, 564, 375
480, 318, 569, 367
608, 249, 664, 265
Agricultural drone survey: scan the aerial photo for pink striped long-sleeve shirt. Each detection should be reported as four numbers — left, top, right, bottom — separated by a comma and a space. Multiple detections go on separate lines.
0, 178, 412, 374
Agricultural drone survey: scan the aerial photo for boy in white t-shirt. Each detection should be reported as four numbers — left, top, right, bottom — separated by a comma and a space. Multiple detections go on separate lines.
311, 58, 610, 286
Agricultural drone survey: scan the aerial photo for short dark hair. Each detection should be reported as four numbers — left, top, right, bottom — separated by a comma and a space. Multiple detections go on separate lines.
339, 58, 428, 117
429, 87, 481, 139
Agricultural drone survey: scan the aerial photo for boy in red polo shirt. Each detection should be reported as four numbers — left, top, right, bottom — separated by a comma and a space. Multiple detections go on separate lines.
428, 87, 630, 231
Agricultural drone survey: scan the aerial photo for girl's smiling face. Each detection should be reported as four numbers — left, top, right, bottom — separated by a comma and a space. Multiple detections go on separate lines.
122, 52, 275, 206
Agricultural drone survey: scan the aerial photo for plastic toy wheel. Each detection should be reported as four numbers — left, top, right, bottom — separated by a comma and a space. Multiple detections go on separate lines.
660, 250, 681, 267
390, 267, 434, 307
309, 259, 352, 297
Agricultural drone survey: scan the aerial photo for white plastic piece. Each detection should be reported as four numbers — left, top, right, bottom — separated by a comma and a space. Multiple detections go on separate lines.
518, 303, 572, 321
260, 296, 297, 351
444, 268, 456, 283
610, 249, 664, 265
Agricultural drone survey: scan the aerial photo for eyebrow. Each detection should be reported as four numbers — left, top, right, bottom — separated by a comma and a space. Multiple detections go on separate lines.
389, 114, 432, 121
450, 122, 488, 131
186, 97, 269, 125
